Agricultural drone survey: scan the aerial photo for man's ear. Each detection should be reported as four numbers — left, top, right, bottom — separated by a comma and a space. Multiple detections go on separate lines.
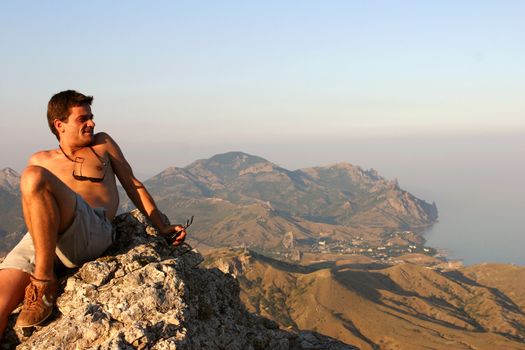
54, 119, 65, 134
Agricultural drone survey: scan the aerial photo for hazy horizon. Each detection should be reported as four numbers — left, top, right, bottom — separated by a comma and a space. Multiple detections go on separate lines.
1, 1, 524, 265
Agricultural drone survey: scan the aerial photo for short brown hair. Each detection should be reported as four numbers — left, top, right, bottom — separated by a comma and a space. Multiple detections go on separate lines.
47, 90, 93, 140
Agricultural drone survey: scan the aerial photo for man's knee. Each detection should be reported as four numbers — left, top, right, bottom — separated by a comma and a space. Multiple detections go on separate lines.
20, 166, 50, 195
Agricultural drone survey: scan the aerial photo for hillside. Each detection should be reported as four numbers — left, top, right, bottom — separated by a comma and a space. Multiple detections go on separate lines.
121, 152, 438, 254
460, 263, 525, 313
204, 247, 525, 350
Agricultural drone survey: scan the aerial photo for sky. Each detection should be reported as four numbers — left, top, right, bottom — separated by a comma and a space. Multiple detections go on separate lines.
1, 1, 524, 264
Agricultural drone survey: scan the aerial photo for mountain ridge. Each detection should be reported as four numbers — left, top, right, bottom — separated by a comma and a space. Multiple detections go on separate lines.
1, 152, 437, 257
0, 168, 24, 252
0, 168, 20, 191
130, 152, 437, 253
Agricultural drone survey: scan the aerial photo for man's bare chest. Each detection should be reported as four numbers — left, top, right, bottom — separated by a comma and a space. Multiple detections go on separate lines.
41, 148, 111, 190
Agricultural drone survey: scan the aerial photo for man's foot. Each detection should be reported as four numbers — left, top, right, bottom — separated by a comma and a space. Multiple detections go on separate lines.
15, 276, 58, 328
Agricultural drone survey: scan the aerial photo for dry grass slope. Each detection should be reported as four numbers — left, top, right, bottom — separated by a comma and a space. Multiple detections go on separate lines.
204, 248, 525, 350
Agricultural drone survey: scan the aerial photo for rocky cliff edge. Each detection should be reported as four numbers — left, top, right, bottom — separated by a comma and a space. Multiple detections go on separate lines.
2, 210, 357, 350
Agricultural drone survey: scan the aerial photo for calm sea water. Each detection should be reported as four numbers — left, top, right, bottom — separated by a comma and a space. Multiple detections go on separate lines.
383, 132, 525, 266
422, 183, 525, 266
261, 130, 525, 266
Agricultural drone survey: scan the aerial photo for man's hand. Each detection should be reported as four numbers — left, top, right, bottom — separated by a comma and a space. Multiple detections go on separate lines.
160, 225, 187, 246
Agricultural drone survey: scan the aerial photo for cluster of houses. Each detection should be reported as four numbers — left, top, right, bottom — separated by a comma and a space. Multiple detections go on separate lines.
309, 230, 439, 261
263, 229, 455, 267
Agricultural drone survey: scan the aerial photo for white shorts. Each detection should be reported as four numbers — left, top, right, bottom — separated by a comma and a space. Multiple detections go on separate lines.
0, 194, 114, 274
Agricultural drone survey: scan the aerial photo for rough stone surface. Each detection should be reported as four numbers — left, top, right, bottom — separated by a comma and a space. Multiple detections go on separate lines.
3, 210, 357, 350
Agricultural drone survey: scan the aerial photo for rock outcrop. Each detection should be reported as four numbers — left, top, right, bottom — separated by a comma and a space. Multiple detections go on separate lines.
3, 210, 357, 350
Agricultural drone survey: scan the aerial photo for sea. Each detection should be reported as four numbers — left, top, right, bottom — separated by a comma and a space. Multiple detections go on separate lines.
260, 129, 525, 266
380, 131, 525, 266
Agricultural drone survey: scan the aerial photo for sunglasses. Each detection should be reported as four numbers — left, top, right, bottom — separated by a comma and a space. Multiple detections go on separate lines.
73, 156, 108, 183
166, 215, 194, 244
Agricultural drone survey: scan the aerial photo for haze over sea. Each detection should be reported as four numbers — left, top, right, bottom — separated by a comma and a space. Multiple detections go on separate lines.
307, 130, 525, 266
1, 2, 524, 265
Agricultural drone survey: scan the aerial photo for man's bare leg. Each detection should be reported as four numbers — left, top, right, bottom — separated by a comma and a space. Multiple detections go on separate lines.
20, 165, 77, 281
15, 165, 77, 327
0, 269, 30, 338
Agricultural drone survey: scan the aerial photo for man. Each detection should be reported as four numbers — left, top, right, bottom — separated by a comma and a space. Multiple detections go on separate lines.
0, 90, 186, 337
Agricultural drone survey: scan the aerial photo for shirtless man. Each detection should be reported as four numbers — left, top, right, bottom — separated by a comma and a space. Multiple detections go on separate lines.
0, 90, 186, 337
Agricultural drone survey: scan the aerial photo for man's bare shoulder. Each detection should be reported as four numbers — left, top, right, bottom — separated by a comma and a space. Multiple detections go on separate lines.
28, 149, 59, 166
93, 132, 119, 148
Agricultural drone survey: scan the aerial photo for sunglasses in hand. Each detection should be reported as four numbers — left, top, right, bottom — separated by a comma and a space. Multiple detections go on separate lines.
166, 215, 194, 245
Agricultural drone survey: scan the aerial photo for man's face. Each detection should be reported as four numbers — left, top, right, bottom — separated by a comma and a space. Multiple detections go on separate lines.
60, 104, 95, 146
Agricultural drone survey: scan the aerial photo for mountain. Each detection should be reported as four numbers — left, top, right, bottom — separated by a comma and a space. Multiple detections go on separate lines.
3, 210, 357, 350
2, 153, 438, 256
204, 247, 525, 350
0, 168, 25, 255
123, 152, 438, 252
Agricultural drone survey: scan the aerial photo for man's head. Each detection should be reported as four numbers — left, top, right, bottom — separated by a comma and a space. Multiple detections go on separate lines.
47, 90, 93, 140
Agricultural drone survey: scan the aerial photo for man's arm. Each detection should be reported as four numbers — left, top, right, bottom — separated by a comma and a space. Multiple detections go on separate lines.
101, 133, 186, 244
